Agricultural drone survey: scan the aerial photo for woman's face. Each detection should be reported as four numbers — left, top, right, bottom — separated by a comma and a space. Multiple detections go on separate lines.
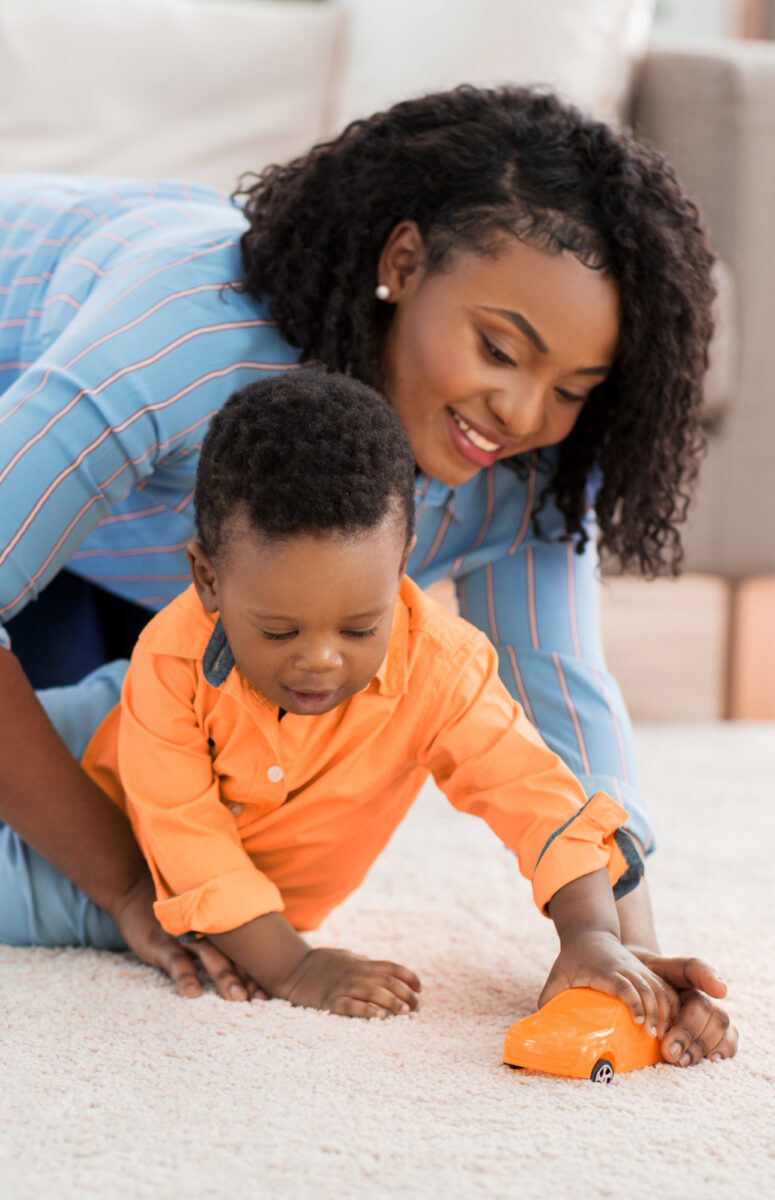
378, 224, 620, 485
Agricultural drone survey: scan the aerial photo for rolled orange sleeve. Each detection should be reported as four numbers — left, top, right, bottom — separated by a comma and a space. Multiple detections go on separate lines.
153, 867, 283, 937
420, 631, 642, 912
116, 650, 285, 936
529, 791, 639, 913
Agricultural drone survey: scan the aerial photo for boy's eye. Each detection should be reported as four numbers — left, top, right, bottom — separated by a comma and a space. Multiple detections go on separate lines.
480, 332, 516, 367
342, 627, 378, 639
260, 630, 296, 641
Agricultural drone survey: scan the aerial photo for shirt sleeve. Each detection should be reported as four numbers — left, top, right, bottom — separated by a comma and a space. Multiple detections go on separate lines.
0, 247, 298, 623
454, 491, 655, 854
116, 649, 284, 936
416, 627, 643, 913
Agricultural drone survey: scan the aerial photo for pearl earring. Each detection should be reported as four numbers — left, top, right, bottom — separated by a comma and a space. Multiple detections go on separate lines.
375, 284, 391, 301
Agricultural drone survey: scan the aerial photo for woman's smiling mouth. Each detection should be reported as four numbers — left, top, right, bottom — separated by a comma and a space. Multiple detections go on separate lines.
445, 407, 513, 467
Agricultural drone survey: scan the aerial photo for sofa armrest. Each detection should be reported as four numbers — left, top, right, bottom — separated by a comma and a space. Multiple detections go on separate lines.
629, 40, 775, 576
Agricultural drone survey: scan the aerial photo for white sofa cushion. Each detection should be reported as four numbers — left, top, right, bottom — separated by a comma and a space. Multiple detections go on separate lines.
335, 0, 656, 126
0, 0, 343, 193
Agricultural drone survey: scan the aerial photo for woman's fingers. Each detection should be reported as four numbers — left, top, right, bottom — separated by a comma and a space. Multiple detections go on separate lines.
662, 990, 738, 1066
151, 940, 205, 998
645, 955, 728, 1000
189, 938, 268, 1002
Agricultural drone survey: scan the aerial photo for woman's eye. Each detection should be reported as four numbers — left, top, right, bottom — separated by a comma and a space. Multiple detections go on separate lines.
480, 333, 516, 367
342, 627, 378, 639
260, 630, 296, 641
555, 388, 588, 404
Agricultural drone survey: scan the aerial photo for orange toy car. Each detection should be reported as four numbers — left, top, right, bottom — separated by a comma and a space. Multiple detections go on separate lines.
502, 987, 665, 1082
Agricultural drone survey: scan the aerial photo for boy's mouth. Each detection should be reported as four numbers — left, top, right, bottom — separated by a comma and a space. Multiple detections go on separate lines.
282, 685, 341, 713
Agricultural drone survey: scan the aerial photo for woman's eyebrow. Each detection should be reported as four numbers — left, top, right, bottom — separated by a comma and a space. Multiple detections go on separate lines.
478, 305, 610, 374
478, 306, 548, 353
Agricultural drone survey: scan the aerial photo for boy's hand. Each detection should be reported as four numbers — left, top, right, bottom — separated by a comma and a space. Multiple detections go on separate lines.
625, 948, 738, 1066
280, 947, 421, 1019
539, 930, 679, 1039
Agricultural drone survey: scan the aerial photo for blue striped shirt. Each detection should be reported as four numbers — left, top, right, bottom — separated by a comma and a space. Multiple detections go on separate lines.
0, 176, 652, 849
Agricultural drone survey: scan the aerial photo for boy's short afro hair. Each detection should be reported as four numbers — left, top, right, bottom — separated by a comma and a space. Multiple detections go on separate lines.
195, 371, 416, 555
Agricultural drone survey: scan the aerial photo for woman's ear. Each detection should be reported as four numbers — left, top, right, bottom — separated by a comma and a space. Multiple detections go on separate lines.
187, 539, 219, 612
376, 221, 426, 301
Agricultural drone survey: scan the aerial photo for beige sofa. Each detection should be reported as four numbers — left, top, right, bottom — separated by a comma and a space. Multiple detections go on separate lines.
0, 0, 773, 717
623, 39, 775, 718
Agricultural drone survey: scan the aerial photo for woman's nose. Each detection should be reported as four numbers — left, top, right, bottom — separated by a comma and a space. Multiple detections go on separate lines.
486, 384, 545, 440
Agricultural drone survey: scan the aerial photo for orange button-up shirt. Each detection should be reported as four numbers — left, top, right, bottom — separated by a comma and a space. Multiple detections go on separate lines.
82, 578, 639, 936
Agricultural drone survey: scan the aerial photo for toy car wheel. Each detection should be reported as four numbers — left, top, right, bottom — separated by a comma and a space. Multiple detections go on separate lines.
590, 1059, 614, 1084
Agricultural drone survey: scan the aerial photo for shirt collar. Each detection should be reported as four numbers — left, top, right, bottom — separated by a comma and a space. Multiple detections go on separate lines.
415, 472, 454, 510
369, 582, 410, 697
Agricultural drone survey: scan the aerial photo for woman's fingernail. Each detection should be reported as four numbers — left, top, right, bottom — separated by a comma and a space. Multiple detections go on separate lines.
679, 1053, 691, 1067
230, 983, 248, 1001
668, 1042, 682, 1059
399, 1002, 409, 1014
184, 984, 199, 998
649, 1025, 657, 1037
709, 1052, 722, 1062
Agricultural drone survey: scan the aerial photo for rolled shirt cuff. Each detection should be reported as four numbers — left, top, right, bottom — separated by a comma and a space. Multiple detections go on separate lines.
153, 867, 285, 936
531, 791, 644, 914
576, 772, 656, 856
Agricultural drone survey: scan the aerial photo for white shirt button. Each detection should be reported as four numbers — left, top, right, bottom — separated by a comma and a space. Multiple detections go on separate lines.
227, 802, 243, 817
267, 765, 284, 783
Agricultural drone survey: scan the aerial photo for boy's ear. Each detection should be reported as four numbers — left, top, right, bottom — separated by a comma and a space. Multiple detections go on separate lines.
187, 539, 219, 612
398, 534, 418, 578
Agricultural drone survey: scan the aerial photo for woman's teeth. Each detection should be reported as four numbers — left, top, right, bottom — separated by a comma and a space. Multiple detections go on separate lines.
451, 411, 500, 453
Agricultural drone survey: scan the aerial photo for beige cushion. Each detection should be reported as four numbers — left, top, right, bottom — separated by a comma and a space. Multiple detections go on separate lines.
334, 0, 656, 127
0, 0, 344, 193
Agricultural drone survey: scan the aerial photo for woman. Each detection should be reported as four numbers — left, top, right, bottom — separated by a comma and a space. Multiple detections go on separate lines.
0, 87, 735, 1062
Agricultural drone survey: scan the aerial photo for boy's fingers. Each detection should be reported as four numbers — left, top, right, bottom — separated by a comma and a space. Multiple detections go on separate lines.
595, 974, 645, 1023
653, 979, 678, 1039
347, 983, 413, 1015
629, 976, 660, 1035
336, 997, 391, 1020
637, 970, 679, 1038
371, 961, 422, 992
381, 975, 420, 1010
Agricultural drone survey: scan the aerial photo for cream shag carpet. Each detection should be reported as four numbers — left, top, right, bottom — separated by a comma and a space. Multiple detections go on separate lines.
1, 723, 774, 1200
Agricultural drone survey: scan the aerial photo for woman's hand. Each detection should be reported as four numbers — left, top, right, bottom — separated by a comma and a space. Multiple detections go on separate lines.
111, 873, 265, 1001
280, 947, 421, 1019
539, 930, 679, 1039
625, 948, 738, 1066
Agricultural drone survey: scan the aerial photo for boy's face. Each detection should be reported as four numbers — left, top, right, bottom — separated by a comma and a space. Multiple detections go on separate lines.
188, 511, 411, 716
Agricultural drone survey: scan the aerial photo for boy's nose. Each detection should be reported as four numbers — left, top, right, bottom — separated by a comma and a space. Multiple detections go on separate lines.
292, 644, 343, 674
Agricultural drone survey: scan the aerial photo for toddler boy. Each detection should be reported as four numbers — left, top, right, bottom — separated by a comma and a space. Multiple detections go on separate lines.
81, 372, 674, 1027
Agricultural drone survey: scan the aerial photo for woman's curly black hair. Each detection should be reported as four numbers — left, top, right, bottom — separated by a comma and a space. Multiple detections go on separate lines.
234, 85, 715, 575
195, 373, 416, 557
